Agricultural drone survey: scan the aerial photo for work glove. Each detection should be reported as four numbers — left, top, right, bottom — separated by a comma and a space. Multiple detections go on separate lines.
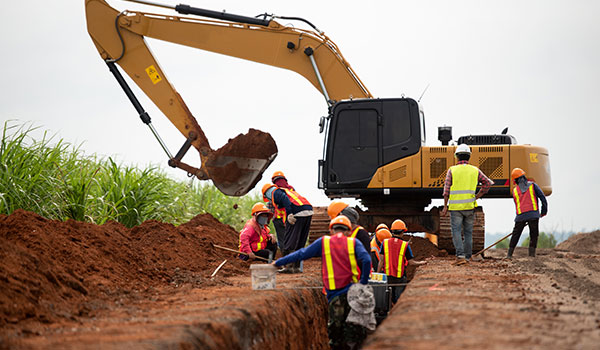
287, 213, 297, 225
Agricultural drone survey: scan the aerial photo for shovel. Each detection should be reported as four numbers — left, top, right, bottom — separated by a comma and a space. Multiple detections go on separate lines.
212, 243, 272, 262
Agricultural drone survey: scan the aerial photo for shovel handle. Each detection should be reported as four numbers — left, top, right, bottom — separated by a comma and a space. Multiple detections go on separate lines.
212, 244, 270, 262
473, 232, 513, 257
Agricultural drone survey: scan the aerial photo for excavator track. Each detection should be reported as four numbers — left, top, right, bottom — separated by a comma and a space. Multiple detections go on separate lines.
438, 207, 485, 254
308, 207, 330, 244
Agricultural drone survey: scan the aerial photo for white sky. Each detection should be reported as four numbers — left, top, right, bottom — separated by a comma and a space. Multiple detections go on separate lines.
1, 0, 599, 235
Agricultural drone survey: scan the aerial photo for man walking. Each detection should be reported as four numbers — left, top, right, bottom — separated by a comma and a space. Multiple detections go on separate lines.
272, 215, 372, 350
440, 144, 493, 265
506, 168, 548, 258
262, 183, 313, 273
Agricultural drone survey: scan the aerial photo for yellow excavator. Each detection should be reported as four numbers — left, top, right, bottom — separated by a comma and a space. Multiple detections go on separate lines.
85, 0, 551, 251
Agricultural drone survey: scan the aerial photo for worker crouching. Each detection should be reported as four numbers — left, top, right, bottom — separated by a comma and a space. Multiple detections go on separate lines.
238, 203, 277, 261
273, 215, 373, 350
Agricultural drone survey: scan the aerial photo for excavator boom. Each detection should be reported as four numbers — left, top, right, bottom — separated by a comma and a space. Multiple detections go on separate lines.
84, 0, 371, 195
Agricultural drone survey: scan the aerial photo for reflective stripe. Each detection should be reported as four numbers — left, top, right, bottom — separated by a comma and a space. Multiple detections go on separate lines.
396, 241, 407, 278
449, 198, 476, 204
256, 234, 263, 250
351, 226, 362, 239
323, 236, 336, 290
347, 238, 359, 283
449, 190, 476, 195
283, 188, 311, 206
513, 187, 522, 214
530, 187, 538, 211
384, 240, 391, 276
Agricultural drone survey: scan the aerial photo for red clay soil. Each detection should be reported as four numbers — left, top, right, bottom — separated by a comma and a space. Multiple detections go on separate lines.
0, 209, 248, 328
400, 235, 441, 281
205, 128, 277, 184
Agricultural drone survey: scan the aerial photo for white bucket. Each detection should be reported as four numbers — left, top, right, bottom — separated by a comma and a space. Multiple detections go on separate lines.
250, 264, 277, 290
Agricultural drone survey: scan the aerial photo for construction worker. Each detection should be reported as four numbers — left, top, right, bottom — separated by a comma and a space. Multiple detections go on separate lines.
378, 220, 426, 303
327, 201, 371, 254
440, 144, 493, 265
506, 168, 548, 258
262, 183, 313, 273
238, 203, 277, 261
370, 224, 391, 272
272, 215, 372, 350
269, 171, 294, 250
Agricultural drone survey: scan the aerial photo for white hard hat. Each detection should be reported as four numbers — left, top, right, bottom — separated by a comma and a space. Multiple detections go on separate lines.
455, 143, 471, 155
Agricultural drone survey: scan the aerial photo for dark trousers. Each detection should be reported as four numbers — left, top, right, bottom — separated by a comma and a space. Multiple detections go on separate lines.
509, 219, 539, 249
328, 293, 367, 350
282, 215, 312, 253
273, 218, 286, 250
255, 240, 278, 260
388, 275, 407, 304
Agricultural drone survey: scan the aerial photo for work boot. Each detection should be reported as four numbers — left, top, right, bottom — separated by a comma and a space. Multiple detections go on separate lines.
529, 247, 536, 257
506, 247, 515, 259
278, 265, 294, 274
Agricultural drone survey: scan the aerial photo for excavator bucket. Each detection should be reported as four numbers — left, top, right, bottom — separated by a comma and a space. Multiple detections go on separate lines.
204, 129, 277, 196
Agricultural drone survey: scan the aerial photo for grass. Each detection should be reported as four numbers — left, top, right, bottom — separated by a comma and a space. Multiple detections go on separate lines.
0, 121, 262, 231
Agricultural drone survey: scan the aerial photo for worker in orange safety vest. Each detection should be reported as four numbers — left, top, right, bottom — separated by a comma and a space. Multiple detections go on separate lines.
327, 201, 371, 254
272, 215, 372, 349
262, 183, 313, 273
268, 171, 295, 251
238, 203, 277, 261
378, 220, 426, 303
370, 224, 391, 272
506, 168, 548, 258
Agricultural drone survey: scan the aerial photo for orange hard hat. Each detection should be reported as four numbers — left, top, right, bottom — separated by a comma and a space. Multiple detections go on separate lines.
329, 215, 352, 231
375, 223, 389, 233
271, 171, 286, 181
261, 183, 276, 195
511, 168, 526, 180
391, 219, 407, 232
251, 202, 272, 217
376, 228, 392, 242
327, 201, 349, 219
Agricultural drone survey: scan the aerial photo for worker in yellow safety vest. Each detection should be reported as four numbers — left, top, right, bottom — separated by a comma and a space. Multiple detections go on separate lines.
272, 215, 372, 349
506, 168, 548, 258
440, 144, 493, 265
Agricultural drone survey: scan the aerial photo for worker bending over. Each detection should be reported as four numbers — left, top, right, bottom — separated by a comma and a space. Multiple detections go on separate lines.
238, 203, 277, 261
507, 168, 548, 258
378, 220, 426, 303
273, 216, 372, 350
327, 201, 371, 253
262, 183, 313, 273
370, 224, 391, 272
441, 144, 493, 265
269, 171, 294, 250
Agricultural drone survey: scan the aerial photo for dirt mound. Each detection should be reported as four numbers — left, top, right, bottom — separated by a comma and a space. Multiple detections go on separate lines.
555, 230, 600, 254
0, 209, 248, 328
401, 235, 440, 260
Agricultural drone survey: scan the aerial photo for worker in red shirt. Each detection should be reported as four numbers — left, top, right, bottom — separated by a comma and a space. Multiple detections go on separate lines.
506, 168, 548, 258
238, 203, 277, 261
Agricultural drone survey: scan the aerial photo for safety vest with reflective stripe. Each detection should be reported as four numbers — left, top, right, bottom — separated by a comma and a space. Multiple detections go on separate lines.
448, 164, 479, 211
350, 226, 363, 239
513, 183, 538, 215
370, 237, 381, 262
238, 219, 271, 253
382, 238, 409, 278
282, 188, 311, 207
321, 233, 360, 290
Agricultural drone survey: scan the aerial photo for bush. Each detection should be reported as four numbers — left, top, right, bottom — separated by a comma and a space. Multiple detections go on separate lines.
522, 231, 557, 248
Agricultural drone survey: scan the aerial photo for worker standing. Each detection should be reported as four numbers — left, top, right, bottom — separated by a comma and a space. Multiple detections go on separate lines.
378, 220, 426, 303
440, 144, 493, 265
238, 203, 277, 261
506, 168, 548, 258
370, 224, 391, 272
327, 201, 371, 254
269, 171, 295, 250
262, 183, 313, 273
272, 215, 372, 350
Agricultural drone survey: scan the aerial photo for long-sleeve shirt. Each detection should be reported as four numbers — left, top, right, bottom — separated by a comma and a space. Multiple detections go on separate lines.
514, 182, 548, 222
443, 160, 493, 198
272, 188, 313, 216
274, 236, 371, 301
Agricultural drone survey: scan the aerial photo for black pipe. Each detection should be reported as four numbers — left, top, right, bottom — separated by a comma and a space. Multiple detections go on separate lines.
106, 61, 151, 125
175, 4, 271, 26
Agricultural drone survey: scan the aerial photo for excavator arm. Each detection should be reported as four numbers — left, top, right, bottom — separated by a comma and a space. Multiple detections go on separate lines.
84, 0, 372, 195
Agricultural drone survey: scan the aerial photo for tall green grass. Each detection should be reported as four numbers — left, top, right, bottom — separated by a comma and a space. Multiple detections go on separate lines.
0, 121, 261, 230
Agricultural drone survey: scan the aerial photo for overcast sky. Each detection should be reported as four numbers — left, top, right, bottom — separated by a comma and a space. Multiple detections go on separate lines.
1, 0, 599, 236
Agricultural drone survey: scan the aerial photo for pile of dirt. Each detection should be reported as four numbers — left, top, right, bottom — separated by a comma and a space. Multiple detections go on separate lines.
555, 230, 600, 254
0, 209, 249, 328
401, 235, 440, 260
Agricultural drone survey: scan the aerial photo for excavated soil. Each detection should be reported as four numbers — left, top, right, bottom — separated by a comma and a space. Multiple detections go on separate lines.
555, 230, 600, 254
